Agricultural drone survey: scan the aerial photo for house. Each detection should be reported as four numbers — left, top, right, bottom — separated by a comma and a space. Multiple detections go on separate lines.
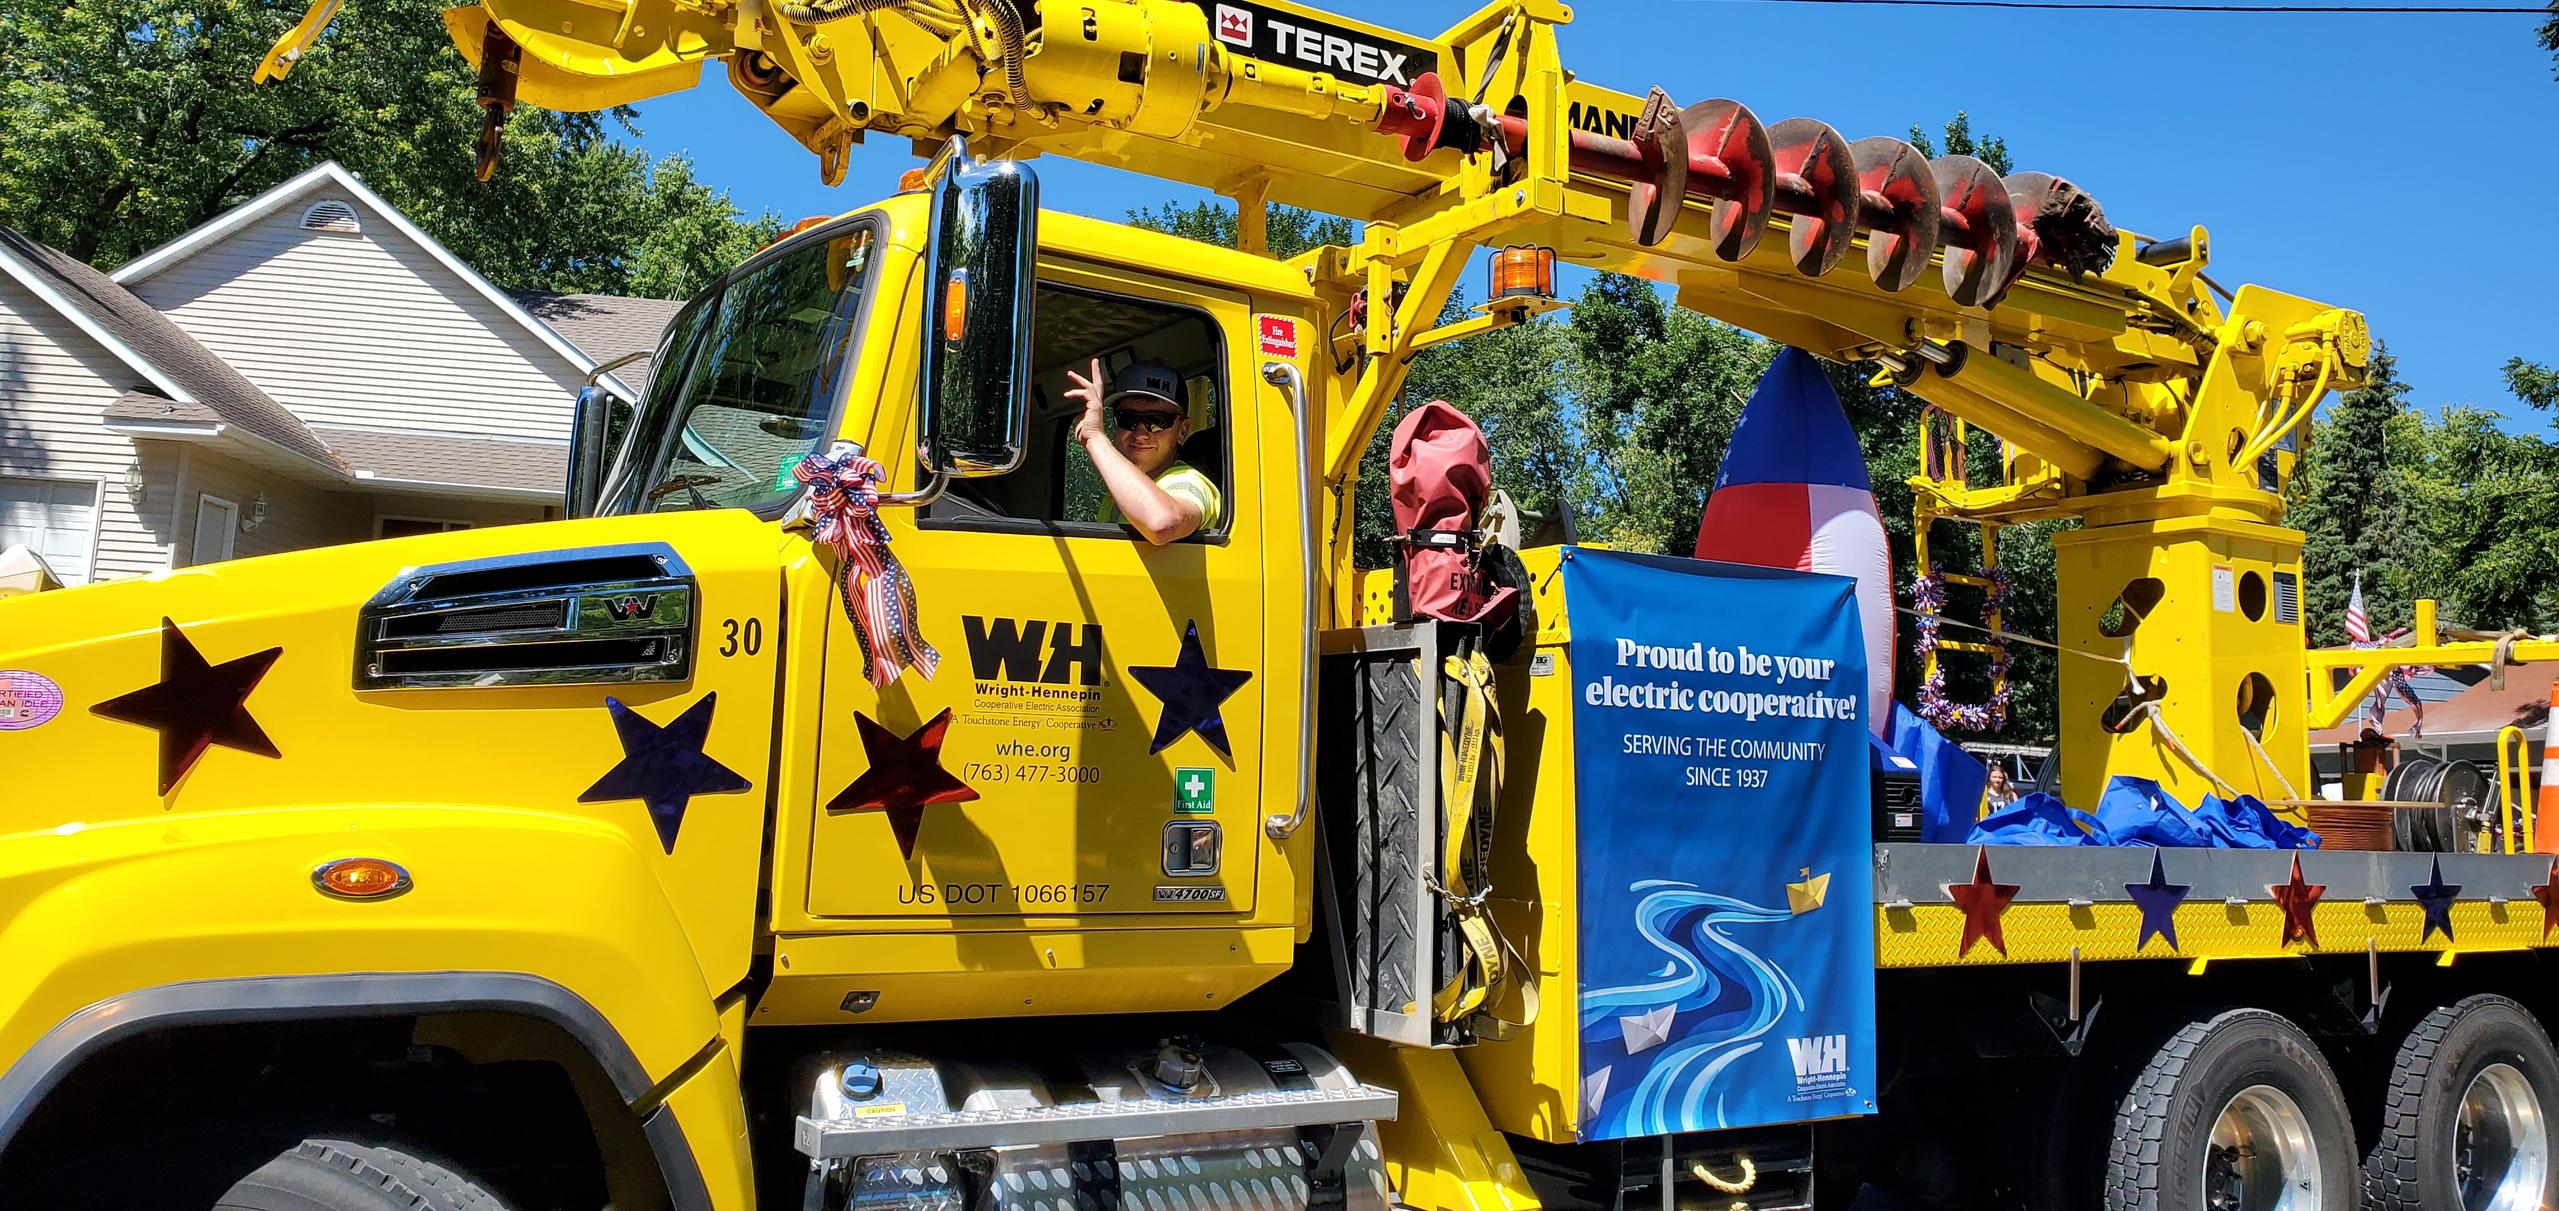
0, 162, 675, 585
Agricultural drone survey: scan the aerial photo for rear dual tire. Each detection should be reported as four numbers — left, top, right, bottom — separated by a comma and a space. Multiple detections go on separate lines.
2103, 1008, 2355, 1211
2362, 994, 2559, 1211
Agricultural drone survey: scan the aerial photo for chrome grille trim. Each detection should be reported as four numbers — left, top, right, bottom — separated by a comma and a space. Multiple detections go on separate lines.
355, 543, 696, 690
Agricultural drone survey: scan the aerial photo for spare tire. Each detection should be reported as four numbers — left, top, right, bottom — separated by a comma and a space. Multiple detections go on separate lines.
216, 1139, 507, 1211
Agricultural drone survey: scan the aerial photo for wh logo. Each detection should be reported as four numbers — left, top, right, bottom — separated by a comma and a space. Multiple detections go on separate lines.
603, 595, 656, 622
1788, 1035, 1848, 1080
1214, 4, 1252, 44
963, 616, 1103, 685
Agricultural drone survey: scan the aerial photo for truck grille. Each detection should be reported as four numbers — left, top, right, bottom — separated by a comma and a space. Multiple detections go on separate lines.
354, 543, 695, 690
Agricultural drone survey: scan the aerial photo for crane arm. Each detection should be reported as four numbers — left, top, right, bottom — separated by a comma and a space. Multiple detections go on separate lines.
261, 0, 2367, 531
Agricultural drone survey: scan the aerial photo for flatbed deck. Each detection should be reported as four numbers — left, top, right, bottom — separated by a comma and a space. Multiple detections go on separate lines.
1872, 843, 2557, 966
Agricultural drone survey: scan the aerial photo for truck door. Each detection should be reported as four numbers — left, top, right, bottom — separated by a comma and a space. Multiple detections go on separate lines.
801, 254, 1270, 920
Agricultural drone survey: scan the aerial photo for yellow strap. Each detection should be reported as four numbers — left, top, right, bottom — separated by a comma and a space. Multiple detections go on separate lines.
1433, 648, 1515, 1025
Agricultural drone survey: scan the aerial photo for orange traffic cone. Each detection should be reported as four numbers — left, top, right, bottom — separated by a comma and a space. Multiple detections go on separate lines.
2537, 679, 2559, 853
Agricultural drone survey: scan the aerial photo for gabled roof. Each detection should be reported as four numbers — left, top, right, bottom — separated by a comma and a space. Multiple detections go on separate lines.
108, 161, 642, 401
0, 229, 342, 471
515, 292, 683, 392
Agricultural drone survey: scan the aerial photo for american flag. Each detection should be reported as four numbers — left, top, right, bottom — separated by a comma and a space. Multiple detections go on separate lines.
2345, 573, 2372, 645
2346, 573, 2424, 736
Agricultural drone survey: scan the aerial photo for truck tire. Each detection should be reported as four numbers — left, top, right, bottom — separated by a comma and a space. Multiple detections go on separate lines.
214, 1139, 508, 1211
2103, 1008, 2355, 1211
2362, 994, 2559, 1211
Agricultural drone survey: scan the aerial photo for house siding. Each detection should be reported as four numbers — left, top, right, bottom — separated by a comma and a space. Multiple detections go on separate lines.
175, 447, 357, 566
0, 279, 179, 580
128, 182, 586, 444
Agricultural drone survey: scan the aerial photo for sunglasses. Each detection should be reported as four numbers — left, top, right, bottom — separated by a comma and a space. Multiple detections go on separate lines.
1112, 407, 1182, 434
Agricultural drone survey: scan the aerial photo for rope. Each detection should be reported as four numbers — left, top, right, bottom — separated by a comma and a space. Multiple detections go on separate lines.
1893, 605, 2132, 669
1693, 1157, 1757, 1194
2241, 724, 2304, 802
2132, 702, 2240, 799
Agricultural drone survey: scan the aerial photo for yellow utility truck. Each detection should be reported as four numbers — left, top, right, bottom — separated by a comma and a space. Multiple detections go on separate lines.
3, 2, 2553, 1210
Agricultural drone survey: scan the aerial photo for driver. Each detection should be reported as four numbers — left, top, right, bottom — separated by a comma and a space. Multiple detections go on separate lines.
1068, 358, 1222, 546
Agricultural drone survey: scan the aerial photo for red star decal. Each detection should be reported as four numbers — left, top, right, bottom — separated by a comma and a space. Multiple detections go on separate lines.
1946, 847, 2021, 957
2270, 854, 2325, 946
2532, 859, 2559, 939
825, 708, 978, 859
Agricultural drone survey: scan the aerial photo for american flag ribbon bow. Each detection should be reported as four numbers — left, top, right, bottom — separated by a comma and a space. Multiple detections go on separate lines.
795, 444, 938, 687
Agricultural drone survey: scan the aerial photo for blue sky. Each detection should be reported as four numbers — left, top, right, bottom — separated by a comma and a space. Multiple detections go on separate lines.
625, 0, 2557, 428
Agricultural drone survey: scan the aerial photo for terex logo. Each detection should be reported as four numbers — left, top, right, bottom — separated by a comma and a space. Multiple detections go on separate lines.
1184, 1, 1435, 87
1788, 1034, 1848, 1083
1214, 3, 1252, 45
963, 616, 1103, 686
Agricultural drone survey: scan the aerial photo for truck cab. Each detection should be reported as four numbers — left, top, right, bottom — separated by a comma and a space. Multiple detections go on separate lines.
0, 149, 1350, 1210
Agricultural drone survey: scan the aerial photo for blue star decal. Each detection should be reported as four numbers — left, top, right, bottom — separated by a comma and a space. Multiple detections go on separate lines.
2125, 850, 2190, 953
1127, 620, 1253, 757
579, 693, 751, 854
2413, 856, 2462, 944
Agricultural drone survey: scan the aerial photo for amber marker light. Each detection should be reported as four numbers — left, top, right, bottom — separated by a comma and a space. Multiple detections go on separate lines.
942, 270, 970, 343
313, 857, 412, 901
899, 167, 930, 192
1490, 244, 1557, 301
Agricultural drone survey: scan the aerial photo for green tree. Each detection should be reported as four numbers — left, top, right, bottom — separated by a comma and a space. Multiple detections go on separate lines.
2290, 342, 2417, 642
0, 0, 771, 296
2396, 406, 2559, 631
1123, 200, 1353, 260
1565, 271, 1771, 552
2504, 356, 2559, 417
1905, 111, 2014, 174
2538, 0, 2558, 78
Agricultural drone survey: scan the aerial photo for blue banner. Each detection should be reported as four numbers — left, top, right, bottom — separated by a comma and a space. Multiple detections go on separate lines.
1564, 548, 1877, 1138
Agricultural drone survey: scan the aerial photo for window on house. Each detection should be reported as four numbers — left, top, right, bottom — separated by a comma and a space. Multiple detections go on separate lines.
0, 475, 100, 585
375, 517, 472, 539
922, 282, 1229, 540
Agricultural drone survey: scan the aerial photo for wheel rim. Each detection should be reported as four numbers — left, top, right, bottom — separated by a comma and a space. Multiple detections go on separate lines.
2455, 1061, 2549, 1211
2203, 1084, 2322, 1211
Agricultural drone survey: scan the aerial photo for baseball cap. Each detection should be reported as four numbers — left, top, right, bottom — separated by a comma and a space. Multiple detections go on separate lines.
1103, 361, 1185, 413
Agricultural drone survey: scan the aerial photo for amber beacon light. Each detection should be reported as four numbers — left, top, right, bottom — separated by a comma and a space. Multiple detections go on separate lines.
312, 857, 413, 901
1490, 245, 1557, 301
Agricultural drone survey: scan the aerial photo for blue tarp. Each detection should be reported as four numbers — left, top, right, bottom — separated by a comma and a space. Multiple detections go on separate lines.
1966, 775, 2322, 850
1884, 703, 1989, 843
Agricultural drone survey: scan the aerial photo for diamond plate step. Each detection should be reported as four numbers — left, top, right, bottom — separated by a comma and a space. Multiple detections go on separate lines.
795, 1085, 1400, 1159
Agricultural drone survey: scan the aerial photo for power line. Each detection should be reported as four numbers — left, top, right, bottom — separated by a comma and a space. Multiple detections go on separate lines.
1692, 0, 2548, 12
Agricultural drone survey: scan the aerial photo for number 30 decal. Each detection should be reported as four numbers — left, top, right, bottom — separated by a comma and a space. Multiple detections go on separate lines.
720, 618, 764, 657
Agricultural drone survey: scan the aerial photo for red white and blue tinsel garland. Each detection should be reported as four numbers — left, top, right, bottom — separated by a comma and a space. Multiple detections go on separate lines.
1912, 565, 2012, 732
795, 445, 939, 688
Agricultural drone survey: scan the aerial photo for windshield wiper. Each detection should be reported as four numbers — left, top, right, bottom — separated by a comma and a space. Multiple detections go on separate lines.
645, 473, 722, 510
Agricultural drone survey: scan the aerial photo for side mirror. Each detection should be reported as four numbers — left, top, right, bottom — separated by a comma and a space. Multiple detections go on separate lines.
566, 384, 615, 519
567, 351, 646, 518
918, 138, 1037, 479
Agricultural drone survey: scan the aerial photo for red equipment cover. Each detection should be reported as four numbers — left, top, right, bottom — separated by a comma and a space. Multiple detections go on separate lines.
1390, 401, 1518, 625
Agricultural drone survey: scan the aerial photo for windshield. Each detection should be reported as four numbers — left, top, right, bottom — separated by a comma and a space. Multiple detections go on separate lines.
596, 217, 882, 516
